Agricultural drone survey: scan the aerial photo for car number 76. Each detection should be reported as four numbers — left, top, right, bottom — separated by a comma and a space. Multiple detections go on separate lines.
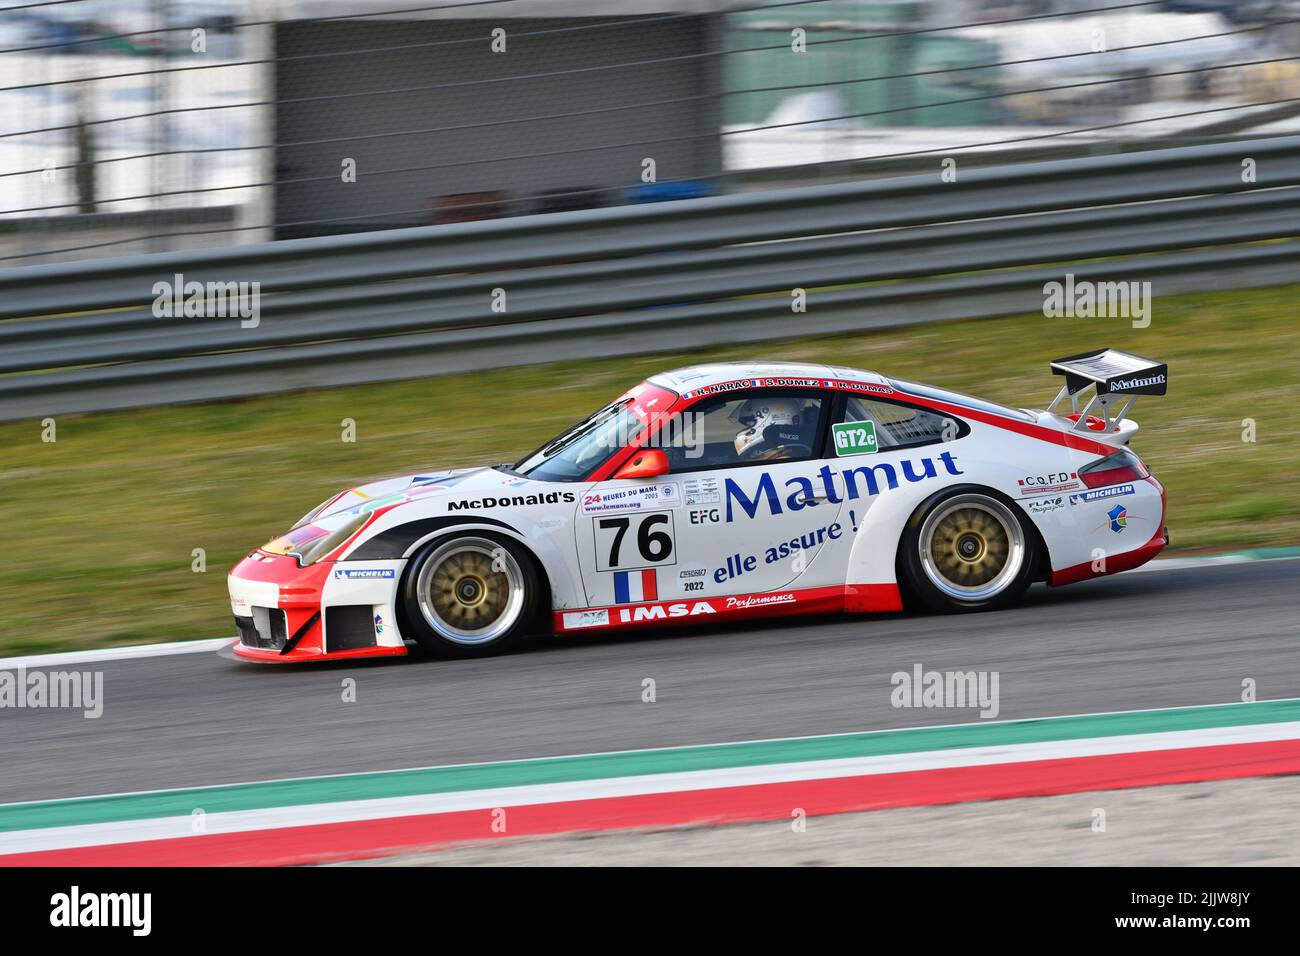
594, 513, 676, 571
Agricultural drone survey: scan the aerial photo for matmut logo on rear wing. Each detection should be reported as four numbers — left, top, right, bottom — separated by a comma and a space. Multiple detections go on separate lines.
1047, 348, 1167, 434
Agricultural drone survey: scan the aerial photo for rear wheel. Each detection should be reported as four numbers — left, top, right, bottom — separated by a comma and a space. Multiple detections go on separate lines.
899, 487, 1036, 613
400, 532, 539, 658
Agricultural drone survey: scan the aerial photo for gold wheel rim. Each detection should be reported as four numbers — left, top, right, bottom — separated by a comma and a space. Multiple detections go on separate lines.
928, 506, 1011, 588
429, 550, 510, 631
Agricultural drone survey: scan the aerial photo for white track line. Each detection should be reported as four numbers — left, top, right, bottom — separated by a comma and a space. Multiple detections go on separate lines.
0, 637, 234, 669
1, 552, 1295, 669
1131, 553, 1295, 573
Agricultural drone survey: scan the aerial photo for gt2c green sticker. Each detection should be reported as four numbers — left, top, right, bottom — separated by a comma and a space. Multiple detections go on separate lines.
832, 420, 878, 457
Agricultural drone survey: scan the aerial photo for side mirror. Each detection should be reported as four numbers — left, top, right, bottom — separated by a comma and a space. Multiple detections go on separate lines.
613, 448, 669, 480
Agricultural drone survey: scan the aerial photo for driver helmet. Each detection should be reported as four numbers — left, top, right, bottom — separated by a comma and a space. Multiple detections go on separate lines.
730, 397, 805, 460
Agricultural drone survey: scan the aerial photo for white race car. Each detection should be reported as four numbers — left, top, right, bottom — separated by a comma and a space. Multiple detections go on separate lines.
228, 348, 1168, 661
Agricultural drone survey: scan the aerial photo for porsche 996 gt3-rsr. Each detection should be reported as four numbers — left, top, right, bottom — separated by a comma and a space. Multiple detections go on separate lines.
228, 348, 1169, 661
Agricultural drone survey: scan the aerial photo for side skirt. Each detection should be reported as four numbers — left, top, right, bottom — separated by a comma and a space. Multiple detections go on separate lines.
551, 584, 903, 635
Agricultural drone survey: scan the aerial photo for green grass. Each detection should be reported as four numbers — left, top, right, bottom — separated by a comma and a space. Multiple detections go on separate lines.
1, 283, 1297, 655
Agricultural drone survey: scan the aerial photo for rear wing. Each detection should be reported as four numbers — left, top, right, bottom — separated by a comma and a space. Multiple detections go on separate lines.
1046, 348, 1167, 434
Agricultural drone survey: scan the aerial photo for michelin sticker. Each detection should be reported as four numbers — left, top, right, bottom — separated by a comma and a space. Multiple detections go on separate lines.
582, 482, 680, 515
1070, 484, 1136, 505
333, 568, 396, 580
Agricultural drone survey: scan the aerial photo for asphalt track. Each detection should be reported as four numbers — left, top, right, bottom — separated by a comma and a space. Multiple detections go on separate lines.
2, 559, 1297, 805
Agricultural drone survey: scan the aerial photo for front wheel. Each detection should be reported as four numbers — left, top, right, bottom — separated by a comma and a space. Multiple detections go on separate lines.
899, 487, 1037, 613
400, 532, 540, 658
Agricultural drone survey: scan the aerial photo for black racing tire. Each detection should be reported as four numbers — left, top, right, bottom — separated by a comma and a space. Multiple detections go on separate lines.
399, 531, 541, 659
898, 485, 1038, 614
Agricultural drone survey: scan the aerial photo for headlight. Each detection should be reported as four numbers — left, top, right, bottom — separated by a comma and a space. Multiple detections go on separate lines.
295, 512, 370, 566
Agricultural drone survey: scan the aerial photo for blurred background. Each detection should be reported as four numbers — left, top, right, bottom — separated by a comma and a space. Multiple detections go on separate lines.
5, 0, 1300, 261
1, 0, 1298, 654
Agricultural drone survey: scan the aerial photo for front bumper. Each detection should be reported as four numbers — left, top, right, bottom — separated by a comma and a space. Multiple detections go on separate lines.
227, 551, 408, 663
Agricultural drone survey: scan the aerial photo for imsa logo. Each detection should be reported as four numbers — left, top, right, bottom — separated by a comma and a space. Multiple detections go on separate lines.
617, 601, 716, 623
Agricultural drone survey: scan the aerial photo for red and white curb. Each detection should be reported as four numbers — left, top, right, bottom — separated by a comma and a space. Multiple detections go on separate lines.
2, 699, 1298, 866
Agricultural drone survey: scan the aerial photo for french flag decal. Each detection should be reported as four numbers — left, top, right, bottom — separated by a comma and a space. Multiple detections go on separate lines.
613, 569, 658, 604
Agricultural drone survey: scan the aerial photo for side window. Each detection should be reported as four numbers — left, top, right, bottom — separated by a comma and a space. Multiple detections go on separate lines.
826, 396, 964, 457
659, 391, 826, 471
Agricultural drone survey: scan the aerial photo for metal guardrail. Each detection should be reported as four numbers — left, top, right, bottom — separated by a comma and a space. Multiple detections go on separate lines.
2, 136, 1299, 421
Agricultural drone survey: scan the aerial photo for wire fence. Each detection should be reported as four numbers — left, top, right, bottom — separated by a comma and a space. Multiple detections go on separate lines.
3, 0, 1300, 263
